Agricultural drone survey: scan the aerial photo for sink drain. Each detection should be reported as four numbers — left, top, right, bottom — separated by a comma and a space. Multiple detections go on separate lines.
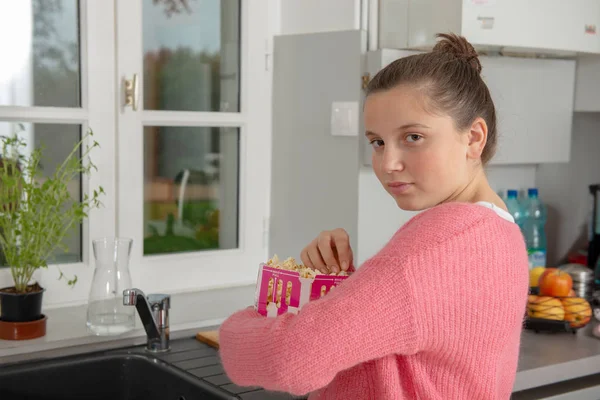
178, 397, 186, 400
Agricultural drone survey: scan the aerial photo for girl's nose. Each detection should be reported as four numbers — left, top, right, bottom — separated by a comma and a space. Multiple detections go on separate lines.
381, 146, 405, 174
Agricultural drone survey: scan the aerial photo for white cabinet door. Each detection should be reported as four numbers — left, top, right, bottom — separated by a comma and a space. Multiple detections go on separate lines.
364, 50, 576, 166
379, 0, 600, 56
482, 56, 576, 165
459, 0, 600, 55
115, 0, 272, 294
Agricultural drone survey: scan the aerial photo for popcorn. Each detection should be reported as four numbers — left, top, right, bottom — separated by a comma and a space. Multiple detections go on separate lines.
255, 254, 351, 317
266, 254, 349, 279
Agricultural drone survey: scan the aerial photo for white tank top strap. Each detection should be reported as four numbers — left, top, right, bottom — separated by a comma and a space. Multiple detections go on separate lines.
475, 201, 515, 223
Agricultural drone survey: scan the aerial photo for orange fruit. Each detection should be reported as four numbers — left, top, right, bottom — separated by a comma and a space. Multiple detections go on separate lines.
529, 267, 546, 287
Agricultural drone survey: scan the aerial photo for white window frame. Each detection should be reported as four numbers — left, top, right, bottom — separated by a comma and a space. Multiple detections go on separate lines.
0, 0, 118, 307
115, 0, 272, 297
0, 0, 273, 307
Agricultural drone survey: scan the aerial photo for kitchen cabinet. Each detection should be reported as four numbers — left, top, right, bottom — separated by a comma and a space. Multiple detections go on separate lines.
379, 0, 600, 56
279, 0, 362, 35
574, 55, 600, 112
363, 49, 577, 166
269, 30, 364, 260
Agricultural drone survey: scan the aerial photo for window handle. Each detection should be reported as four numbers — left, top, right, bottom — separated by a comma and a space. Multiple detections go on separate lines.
123, 74, 139, 111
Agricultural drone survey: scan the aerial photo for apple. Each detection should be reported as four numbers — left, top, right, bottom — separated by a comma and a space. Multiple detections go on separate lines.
539, 268, 573, 297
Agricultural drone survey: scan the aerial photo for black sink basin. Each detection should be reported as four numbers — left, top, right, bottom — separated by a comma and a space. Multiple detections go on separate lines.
0, 352, 237, 400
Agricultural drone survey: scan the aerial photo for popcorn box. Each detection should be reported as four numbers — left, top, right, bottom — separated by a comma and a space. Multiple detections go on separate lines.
254, 262, 350, 317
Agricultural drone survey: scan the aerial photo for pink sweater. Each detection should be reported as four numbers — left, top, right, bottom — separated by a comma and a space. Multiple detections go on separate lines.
219, 202, 529, 399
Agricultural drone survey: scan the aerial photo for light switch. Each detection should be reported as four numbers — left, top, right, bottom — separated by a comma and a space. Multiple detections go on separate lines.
330, 101, 359, 137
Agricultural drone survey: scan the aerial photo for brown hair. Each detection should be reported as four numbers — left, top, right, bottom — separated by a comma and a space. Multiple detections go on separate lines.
365, 33, 497, 164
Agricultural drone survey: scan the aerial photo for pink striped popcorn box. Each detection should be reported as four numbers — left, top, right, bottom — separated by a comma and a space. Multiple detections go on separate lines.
254, 263, 349, 317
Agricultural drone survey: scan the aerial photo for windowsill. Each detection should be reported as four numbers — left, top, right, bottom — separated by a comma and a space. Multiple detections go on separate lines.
0, 284, 254, 361
0, 253, 80, 269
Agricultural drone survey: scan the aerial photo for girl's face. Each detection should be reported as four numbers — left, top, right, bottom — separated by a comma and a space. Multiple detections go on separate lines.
364, 84, 486, 211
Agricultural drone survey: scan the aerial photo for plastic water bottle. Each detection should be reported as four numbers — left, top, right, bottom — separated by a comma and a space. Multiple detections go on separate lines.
522, 188, 547, 269
505, 190, 524, 228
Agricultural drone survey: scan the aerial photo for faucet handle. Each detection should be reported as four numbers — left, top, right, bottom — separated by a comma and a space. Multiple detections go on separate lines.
147, 293, 170, 311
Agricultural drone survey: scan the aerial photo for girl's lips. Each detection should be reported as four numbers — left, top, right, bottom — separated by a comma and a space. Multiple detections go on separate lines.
387, 182, 413, 195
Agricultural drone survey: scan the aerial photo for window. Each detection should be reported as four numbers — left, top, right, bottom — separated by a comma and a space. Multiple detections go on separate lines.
0, 0, 272, 305
117, 0, 270, 295
143, 125, 240, 255
0, 122, 83, 266
0, 0, 117, 302
0, 0, 83, 267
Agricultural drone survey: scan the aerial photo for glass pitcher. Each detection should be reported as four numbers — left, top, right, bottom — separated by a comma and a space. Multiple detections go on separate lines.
86, 237, 135, 335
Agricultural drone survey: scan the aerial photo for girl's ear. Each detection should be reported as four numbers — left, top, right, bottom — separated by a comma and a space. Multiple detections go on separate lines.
466, 117, 488, 160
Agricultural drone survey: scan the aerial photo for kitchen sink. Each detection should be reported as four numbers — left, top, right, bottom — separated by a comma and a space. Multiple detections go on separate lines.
0, 352, 237, 400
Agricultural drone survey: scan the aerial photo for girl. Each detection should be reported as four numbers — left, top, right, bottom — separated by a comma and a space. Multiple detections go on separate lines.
218, 33, 529, 399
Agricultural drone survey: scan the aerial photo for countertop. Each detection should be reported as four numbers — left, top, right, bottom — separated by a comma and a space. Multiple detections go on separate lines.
3, 287, 600, 395
515, 325, 600, 392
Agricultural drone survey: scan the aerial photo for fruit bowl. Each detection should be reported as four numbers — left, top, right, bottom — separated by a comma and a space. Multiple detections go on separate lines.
525, 291, 592, 334
525, 267, 593, 334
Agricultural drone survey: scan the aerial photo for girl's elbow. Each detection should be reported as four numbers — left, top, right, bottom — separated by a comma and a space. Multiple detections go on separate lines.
264, 368, 326, 397
265, 357, 335, 396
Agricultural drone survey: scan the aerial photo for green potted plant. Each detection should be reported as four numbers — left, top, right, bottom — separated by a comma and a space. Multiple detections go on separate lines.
0, 127, 103, 331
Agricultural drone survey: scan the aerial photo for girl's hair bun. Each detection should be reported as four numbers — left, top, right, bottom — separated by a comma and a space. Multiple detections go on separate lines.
432, 33, 482, 74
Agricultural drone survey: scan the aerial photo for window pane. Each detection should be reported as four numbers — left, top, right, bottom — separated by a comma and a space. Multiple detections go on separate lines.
144, 126, 239, 256
143, 0, 240, 112
0, 122, 82, 267
0, 1, 81, 107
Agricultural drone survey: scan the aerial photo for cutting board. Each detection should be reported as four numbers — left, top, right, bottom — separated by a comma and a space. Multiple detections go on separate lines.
196, 330, 220, 349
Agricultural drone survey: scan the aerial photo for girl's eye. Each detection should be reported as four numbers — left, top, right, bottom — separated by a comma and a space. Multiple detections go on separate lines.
406, 134, 422, 143
370, 139, 384, 149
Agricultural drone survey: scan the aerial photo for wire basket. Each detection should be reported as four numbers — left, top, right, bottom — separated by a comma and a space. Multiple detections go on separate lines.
526, 293, 592, 333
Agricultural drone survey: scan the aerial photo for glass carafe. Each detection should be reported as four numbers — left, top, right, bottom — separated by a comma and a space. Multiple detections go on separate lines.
86, 237, 135, 335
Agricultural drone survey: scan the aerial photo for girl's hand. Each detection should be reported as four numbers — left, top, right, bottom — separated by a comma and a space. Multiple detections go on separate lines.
300, 228, 353, 274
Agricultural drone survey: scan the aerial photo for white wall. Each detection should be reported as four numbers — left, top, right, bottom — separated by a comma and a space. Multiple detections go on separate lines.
357, 167, 416, 265
277, 0, 362, 35
357, 165, 537, 264
536, 113, 600, 265
485, 165, 538, 197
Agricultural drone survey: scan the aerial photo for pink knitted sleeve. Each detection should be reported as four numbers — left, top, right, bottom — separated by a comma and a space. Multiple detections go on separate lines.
218, 255, 422, 395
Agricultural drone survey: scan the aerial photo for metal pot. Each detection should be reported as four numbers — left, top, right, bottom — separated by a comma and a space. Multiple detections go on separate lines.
559, 263, 594, 282
559, 263, 595, 301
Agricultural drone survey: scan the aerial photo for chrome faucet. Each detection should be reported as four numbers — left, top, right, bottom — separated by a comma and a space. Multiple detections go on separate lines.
123, 288, 170, 352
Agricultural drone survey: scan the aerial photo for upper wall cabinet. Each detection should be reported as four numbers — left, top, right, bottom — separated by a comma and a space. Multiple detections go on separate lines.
574, 55, 600, 112
379, 0, 600, 56
364, 50, 576, 166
